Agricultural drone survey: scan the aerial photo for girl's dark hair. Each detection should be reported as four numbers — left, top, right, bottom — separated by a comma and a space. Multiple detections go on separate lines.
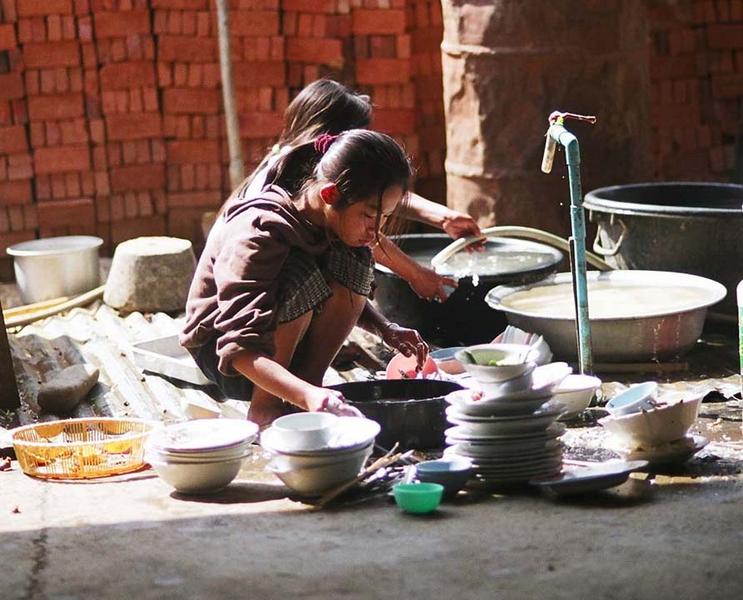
266, 129, 413, 234
279, 79, 372, 147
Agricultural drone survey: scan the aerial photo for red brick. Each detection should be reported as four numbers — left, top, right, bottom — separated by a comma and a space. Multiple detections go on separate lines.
371, 109, 415, 135
16, 0, 72, 17
649, 55, 697, 80
230, 11, 280, 36
708, 24, 743, 49
166, 139, 220, 163
0, 24, 16, 51
163, 88, 220, 114
28, 93, 84, 121
238, 112, 283, 139
8, 153, 33, 180
232, 61, 286, 87
0, 180, 33, 205
60, 119, 88, 145
286, 38, 343, 67
0, 74, 25, 102
282, 0, 335, 13
111, 215, 166, 245
106, 113, 162, 141
99, 61, 156, 90
711, 74, 743, 98
23, 41, 80, 68
109, 164, 166, 192
167, 190, 221, 208
0, 125, 28, 154
151, 0, 207, 8
356, 58, 410, 84
158, 35, 216, 63
37, 198, 94, 230
351, 9, 406, 35
94, 10, 150, 39
34, 145, 90, 174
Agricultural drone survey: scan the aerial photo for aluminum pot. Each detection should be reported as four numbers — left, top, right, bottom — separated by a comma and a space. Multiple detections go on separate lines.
374, 234, 563, 346
328, 379, 464, 450
486, 270, 726, 363
7, 236, 103, 304
585, 182, 743, 314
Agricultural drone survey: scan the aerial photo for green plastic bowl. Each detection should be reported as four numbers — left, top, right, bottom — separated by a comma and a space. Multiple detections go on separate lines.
393, 482, 444, 514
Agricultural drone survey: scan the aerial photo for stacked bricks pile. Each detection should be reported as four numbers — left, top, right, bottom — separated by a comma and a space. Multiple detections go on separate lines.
3, 0, 743, 281
647, 0, 743, 179
19, 0, 93, 241
0, 0, 35, 268
94, 0, 166, 251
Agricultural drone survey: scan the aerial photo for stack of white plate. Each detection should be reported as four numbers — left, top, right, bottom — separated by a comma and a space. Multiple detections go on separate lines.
444, 363, 571, 487
261, 416, 380, 496
146, 419, 259, 494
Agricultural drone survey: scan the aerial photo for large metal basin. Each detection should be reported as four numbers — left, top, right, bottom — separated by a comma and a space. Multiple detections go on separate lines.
374, 234, 563, 346
585, 182, 743, 314
486, 271, 726, 362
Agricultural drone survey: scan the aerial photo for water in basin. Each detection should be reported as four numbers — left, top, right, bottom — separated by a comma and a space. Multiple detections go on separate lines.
501, 281, 716, 319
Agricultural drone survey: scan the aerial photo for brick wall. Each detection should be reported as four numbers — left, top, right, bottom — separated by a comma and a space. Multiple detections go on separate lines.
1, 0, 742, 277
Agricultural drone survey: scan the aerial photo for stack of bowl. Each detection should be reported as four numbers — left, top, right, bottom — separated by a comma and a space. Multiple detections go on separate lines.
146, 419, 259, 494
261, 413, 380, 496
599, 384, 707, 464
444, 344, 572, 487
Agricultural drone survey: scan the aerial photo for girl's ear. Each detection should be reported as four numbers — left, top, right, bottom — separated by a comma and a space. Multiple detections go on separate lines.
319, 183, 340, 205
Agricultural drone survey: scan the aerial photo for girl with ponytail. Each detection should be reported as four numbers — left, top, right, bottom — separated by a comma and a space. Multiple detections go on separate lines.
181, 130, 428, 426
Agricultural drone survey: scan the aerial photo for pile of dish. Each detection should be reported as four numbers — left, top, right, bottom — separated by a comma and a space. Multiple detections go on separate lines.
146, 419, 259, 494
599, 383, 707, 465
444, 345, 572, 487
261, 413, 380, 496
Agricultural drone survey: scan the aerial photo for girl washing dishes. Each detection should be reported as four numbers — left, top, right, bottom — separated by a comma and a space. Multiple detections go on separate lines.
181, 130, 428, 426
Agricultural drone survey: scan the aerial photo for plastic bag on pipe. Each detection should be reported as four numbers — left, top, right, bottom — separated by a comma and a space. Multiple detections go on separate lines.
492, 326, 553, 366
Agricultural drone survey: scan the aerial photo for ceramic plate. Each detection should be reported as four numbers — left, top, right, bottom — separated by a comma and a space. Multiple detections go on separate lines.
445, 400, 564, 422
148, 419, 259, 453
470, 464, 563, 486
530, 459, 648, 494
445, 438, 563, 459
445, 422, 566, 444
447, 405, 563, 437
260, 417, 380, 456
607, 435, 708, 465
445, 389, 553, 417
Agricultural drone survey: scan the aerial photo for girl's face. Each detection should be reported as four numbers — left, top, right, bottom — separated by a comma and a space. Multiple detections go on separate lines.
327, 185, 404, 247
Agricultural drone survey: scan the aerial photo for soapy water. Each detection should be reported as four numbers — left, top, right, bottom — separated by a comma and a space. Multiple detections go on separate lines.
501, 281, 716, 319
436, 252, 552, 285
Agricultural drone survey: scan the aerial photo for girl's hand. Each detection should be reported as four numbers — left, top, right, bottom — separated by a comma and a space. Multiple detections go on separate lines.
408, 265, 458, 303
305, 386, 362, 417
381, 323, 429, 370
442, 212, 481, 240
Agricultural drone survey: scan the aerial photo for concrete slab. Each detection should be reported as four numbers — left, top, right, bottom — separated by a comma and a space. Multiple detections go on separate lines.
2, 458, 743, 600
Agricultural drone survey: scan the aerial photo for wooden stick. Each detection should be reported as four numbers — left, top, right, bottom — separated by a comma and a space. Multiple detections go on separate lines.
3, 295, 71, 318
215, 0, 245, 189
316, 444, 400, 508
4, 285, 104, 329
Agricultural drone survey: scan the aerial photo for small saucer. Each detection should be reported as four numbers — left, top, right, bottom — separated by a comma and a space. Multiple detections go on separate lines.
530, 459, 648, 495
607, 435, 708, 465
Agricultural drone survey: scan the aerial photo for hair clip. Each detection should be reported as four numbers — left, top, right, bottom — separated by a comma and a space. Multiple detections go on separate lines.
313, 133, 338, 155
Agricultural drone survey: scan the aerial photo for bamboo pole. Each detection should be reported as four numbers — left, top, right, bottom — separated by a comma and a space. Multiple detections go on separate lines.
215, 0, 245, 189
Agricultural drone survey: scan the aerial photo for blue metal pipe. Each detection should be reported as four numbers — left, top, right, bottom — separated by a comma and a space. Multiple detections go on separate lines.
547, 123, 593, 374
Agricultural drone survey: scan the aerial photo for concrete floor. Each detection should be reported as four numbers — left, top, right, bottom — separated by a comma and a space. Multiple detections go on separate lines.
3, 455, 743, 600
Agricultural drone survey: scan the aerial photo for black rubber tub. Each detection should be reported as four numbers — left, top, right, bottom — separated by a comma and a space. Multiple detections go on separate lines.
329, 379, 464, 450
374, 234, 563, 346
585, 182, 743, 313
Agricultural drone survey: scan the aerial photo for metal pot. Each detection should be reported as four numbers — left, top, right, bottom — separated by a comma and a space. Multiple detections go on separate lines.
328, 379, 464, 450
374, 234, 563, 346
585, 182, 743, 314
486, 270, 726, 363
7, 236, 103, 304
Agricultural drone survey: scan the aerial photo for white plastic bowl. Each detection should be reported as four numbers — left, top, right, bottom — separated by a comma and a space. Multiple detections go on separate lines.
271, 412, 338, 452
456, 343, 536, 383
554, 374, 602, 418
599, 395, 703, 447
268, 444, 373, 496
149, 455, 248, 494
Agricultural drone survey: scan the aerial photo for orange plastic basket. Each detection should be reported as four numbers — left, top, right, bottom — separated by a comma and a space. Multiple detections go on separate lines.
12, 418, 154, 480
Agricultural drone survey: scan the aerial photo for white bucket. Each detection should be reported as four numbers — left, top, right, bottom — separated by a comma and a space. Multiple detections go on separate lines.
7, 236, 103, 304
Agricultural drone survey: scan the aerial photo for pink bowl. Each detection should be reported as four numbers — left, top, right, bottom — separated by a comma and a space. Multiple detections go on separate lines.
385, 352, 438, 380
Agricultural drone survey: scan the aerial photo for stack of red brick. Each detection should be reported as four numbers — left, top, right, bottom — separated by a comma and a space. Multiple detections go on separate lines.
648, 0, 743, 179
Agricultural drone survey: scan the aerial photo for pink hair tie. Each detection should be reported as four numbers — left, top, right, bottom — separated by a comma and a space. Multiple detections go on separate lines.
314, 133, 338, 155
